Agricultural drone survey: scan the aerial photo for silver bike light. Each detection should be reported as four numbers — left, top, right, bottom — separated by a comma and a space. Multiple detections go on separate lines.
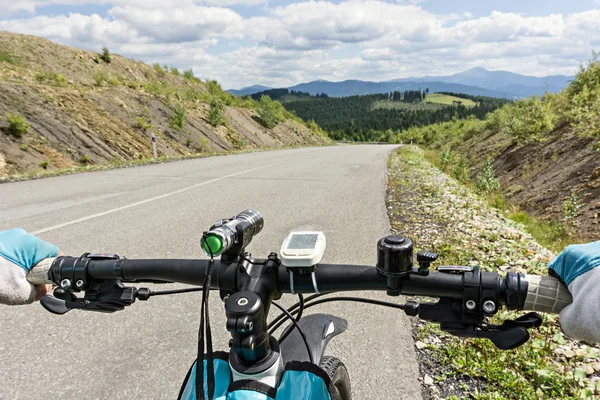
201, 209, 264, 257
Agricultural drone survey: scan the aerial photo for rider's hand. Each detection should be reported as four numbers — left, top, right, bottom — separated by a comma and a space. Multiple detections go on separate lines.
548, 241, 600, 343
0, 228, 59, 305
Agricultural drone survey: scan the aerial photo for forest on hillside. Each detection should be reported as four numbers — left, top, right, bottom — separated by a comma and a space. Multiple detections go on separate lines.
281, 92, 509, 141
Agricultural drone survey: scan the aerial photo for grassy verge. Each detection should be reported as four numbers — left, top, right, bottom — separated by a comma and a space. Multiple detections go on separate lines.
387, 146, 600, 399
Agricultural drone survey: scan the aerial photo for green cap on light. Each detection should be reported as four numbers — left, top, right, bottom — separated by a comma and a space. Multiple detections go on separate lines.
202, 234, 223, 256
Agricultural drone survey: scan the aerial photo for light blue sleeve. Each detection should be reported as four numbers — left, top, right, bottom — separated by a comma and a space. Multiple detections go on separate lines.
0, 228, 59, 272
547, 241, 600, 286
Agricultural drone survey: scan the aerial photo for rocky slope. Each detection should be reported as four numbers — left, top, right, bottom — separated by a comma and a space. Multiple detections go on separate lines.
457, 124, 600, 241
0, 31, 329, 177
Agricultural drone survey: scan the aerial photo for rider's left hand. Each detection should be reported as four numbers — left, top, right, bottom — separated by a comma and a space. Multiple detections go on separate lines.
0, 228, 59, 305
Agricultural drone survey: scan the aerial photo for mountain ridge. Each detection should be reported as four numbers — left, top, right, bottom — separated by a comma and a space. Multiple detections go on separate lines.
227, 67, 574, 99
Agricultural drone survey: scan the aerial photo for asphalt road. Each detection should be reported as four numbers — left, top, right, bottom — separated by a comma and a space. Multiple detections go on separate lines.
0, 145, 421, 400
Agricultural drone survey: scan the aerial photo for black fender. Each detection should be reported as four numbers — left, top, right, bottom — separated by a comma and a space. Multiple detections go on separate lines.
279, 313, 348, 366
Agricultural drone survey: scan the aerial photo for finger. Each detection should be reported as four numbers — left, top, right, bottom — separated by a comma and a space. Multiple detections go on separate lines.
34, 284, 52, 301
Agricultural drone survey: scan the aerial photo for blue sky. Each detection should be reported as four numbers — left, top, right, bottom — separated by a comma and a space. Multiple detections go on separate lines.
1, 1, 599, 88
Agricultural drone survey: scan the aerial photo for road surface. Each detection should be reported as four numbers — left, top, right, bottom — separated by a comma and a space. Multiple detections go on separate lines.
0, 145, 421, 399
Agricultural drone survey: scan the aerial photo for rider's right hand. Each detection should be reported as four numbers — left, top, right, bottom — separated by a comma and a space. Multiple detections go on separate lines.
548, 241, 600, 343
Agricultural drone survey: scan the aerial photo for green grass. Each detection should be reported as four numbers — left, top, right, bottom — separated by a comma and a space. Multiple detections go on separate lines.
372, 99, 446, 111
0, 50, 18, 65
424, 93, 477, 107
35, 71, 67, 87
93, 71, 119, 86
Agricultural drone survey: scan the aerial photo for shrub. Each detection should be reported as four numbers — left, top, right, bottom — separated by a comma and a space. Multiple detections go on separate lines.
498, 97, 556, 143
39, 160, 50, 169
560, 54, 600, 140
100, 46, 112, 63
35, 71, 67, 87
439, 149, 454, 172
170, 104, 186, 131
5, 112, 30, 137
183, 69, 195, 80
93, 56, 100, 64
451, 156, 469, 183
170, 67, 180, 76
152, 63, 165, 76
207, 97, 225, 127
133, 111, 152, 132
20, 143, 29, 151
79, 154, 92, 164
93, 71, 119, 86
475, 158, 500, 193
563, 193, 584, 221
255, 95, 285, 128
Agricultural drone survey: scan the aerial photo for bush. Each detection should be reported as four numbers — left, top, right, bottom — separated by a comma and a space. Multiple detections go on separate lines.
35, 71, 67, 87
100, 46, 112, 63
39, 160, 50, 169
134, 116, 151, 131
170, 104, 186, 131
475, 158, 500, 193
152, 63, 165, 76
183, 69, 195, 80
563, 193, 584, 221
207, 97, 225, 127
256, 95, 285, 128
560, 54, 600, 140
439, 149, 454, 172
451, 156, 469, 183
5, 112, 30, 137
497, 97, 556, 143
20, 143, 29, 151
93, 71, 119, 86
170, 67, 180, 76
79, 154, 92, 164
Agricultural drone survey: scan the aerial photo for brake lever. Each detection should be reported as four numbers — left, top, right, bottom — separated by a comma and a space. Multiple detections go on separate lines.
40, 281, 138, 315
406, 298, 543, 350
441, 313, 543, 350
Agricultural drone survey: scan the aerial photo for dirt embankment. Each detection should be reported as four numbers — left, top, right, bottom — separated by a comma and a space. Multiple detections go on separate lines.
0, 31, 329, 177
456, 125, 600, 241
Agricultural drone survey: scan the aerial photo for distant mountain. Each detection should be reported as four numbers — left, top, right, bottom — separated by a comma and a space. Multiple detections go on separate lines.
227, 85, 272, 97
287, 80, 514, 99
391, 67, 573, 97
227, 67, 575, 100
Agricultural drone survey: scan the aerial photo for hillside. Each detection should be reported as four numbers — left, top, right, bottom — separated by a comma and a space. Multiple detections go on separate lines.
393, 58, 600, 242
282, 92, 508, 141
0, 32, 329, 178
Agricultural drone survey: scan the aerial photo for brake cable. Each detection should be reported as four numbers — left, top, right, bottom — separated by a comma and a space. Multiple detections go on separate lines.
272, 295, 406, 341
196, 234, 216, 400
271, 301, 314, 364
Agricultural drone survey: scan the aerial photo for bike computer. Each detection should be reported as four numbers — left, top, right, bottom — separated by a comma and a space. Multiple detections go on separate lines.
280, 231, 326, 267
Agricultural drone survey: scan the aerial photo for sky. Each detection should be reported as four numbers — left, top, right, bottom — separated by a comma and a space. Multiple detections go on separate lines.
0, 0, 599, 89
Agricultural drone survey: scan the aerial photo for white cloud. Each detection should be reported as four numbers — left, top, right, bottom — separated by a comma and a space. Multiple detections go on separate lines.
0, 0, 597, 88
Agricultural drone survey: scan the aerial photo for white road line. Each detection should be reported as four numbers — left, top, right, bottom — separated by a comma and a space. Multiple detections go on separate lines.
31, 163, 277, 235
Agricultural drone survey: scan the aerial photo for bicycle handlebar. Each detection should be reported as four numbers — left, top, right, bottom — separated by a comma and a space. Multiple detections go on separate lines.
28, 256, 572, 314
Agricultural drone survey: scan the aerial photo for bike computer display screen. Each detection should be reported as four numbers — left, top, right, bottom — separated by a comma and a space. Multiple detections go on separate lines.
287, 234, 318, 250
280, 231, 326, 267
